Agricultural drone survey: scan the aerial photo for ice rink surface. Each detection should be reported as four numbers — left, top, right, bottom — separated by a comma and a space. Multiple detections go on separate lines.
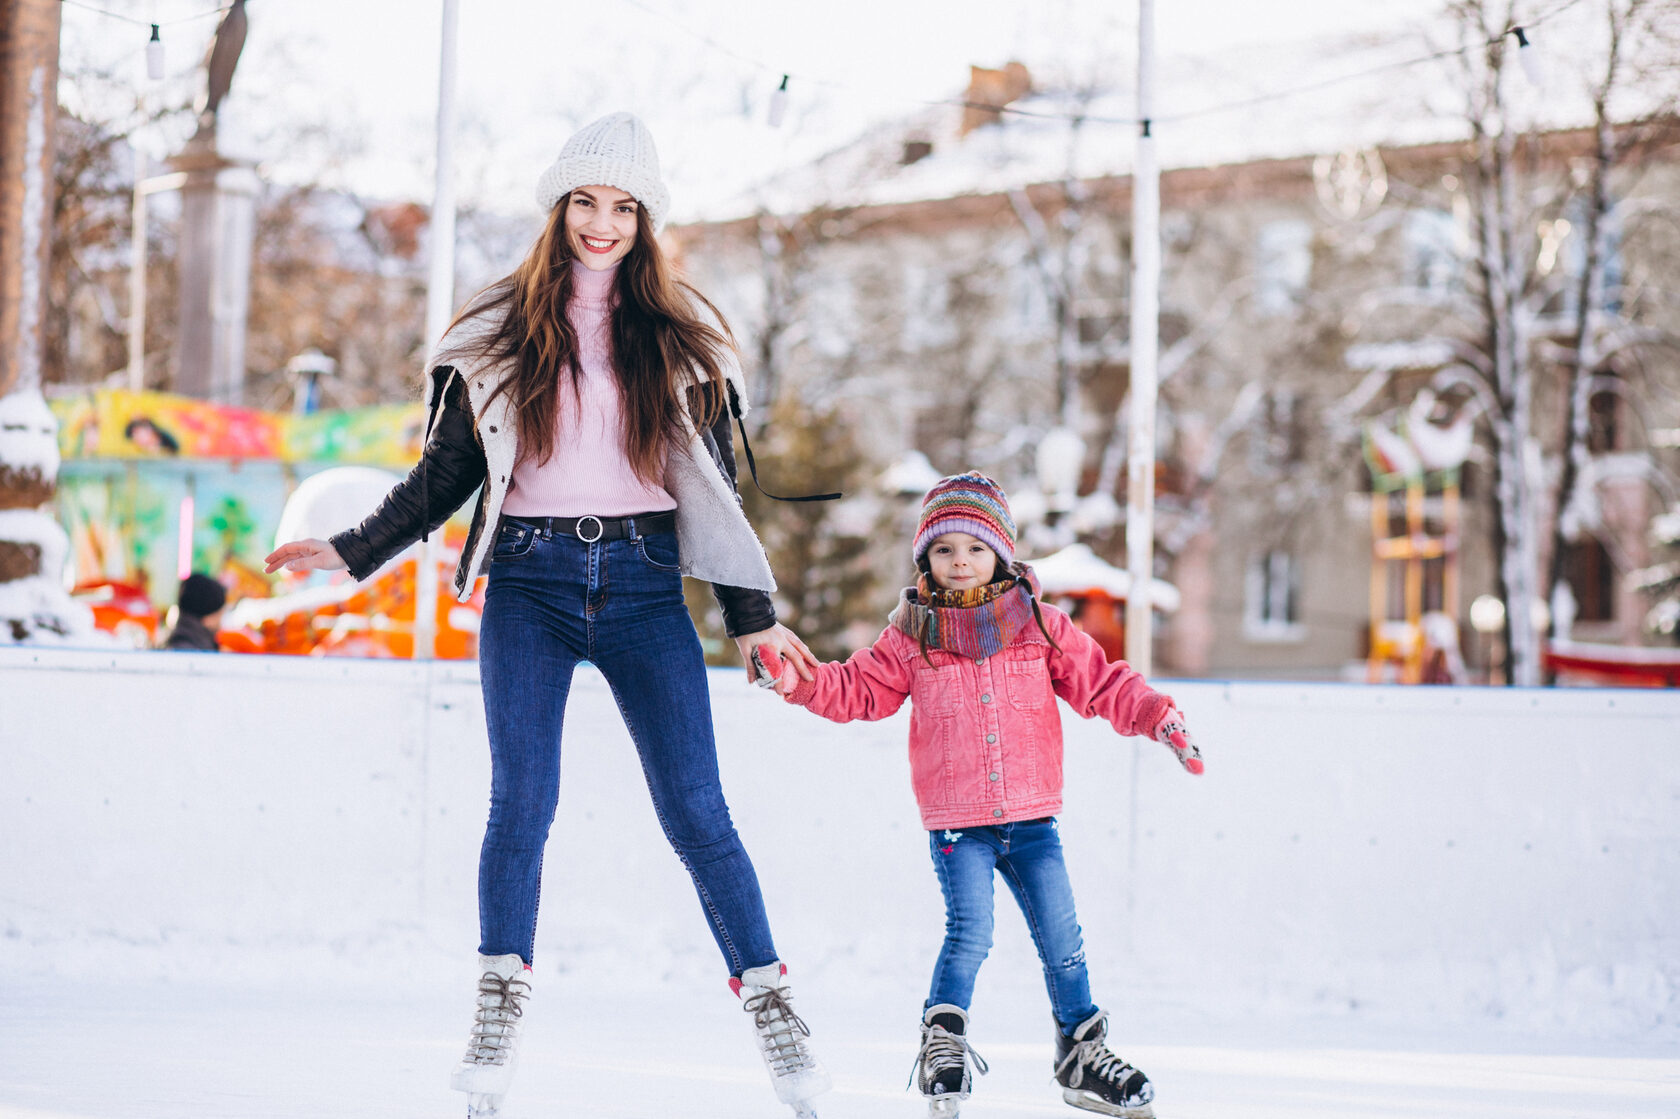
5, 655, 1678, 1118
3, 965, 1677, 1119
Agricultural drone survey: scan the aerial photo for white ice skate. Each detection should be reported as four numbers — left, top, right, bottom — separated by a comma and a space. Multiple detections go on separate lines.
732, 962, 832, 1118
450, 953, 532, 1119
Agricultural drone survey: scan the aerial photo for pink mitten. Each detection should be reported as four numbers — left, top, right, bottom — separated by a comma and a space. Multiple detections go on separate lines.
750, 646, 798, 696
1153, 706, 1204, 775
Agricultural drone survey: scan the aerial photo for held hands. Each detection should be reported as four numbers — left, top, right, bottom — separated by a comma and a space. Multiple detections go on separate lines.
263, 539, 347, 575
734, 624, 815, 693
1153, 706, 1205, 775
750, 645, 802, 698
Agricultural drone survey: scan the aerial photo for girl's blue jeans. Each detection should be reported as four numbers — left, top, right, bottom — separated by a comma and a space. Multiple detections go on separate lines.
927, 817, 1098, 1032
475, 516, 778, 977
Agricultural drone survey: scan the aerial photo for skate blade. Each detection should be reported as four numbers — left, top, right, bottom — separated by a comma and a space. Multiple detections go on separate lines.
465, 1092, 503, 1118
928, 1095, 966, 1117
1061, 1087, 1155, 1118
791, 1103, 819, 1119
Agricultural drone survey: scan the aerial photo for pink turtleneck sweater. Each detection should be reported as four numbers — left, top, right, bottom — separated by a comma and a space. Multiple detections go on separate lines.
501, 261, 678, 518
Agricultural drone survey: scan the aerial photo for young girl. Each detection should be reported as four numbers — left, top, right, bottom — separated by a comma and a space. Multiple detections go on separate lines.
758, 471, 1201, 1119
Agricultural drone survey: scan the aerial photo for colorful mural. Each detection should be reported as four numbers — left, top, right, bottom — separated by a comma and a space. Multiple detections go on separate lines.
43, 388, 472, 656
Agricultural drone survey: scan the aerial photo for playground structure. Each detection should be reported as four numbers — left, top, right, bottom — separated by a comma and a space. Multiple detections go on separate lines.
1362, 394, 1472, 684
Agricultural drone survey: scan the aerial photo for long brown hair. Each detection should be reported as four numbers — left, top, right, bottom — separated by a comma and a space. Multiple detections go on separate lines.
447, 195, 732, 481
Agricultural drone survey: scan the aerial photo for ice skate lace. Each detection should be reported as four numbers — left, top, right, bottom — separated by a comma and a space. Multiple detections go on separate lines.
740, 985, 816, 1076
465, 972, 530, 1065
906, 1024, 988, 1090
1055, 1025, 1138, 1093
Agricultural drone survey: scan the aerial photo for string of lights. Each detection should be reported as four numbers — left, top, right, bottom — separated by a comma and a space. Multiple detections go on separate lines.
58, 0, 238, 28
622, 0, 1586, 129
60, 0, 1584, 120
58, 0, 244, 80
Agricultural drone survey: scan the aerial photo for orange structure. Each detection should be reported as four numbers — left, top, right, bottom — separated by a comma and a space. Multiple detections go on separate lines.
1366, 466, 1461, 684
221, 527, 483, 658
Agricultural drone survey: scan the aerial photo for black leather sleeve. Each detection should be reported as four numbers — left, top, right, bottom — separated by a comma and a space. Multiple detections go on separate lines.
690, 381, 779, 640
329, 370, 487, 581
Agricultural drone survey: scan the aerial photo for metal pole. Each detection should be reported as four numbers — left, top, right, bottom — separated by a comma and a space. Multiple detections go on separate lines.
1124, 0, 1160, 674
425, 0, 460, 349
126, 169, 186, 395
414, 0, 459, 661
128, 151, 147, 391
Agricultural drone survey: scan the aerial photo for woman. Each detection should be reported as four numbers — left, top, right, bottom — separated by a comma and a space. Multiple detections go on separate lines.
265, 113, 830, 1119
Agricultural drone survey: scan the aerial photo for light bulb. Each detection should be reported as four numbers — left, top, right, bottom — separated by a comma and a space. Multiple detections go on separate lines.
146, 25, 165, 81
768, 74, 790, 128
1513, 27, 1544, 90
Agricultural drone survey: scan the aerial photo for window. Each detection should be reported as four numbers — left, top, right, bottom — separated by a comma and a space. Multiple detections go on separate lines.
1403, 209, 1462, 295
1553, 200, 1625, 318
1587, 387, 1621, 454
1005, 265, 1049, 338
1255, 220, 1312, 315
1245, 550, 1305, 641
803, 273, 855, 359
1565, 538, 1617, 623
1248, 389, 1304, 476
901, 263, 954, 350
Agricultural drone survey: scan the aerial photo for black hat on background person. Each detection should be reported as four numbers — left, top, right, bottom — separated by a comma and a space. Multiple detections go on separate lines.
163, 573, 227, 652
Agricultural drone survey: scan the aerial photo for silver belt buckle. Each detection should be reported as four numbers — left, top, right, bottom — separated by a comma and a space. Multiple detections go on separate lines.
574, 515, 605, 543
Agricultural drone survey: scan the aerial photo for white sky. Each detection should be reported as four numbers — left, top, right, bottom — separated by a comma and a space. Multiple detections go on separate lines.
59, 0, 1440, 219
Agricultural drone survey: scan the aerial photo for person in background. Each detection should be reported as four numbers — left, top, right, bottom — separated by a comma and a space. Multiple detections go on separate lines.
163, 573, 225, 651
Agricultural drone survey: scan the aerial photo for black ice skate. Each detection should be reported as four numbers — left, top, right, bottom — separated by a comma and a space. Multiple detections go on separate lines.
1052, 1010, 1155, 1119
449, 953, 532, 1119
909, 1003, 988, 1117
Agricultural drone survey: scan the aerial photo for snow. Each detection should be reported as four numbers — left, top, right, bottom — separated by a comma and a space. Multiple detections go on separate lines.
1029, 543, 1182, 612
0, 386, 61, 481
1546, 638, 1680, 667
880, 451, 946, 496
1344, 340, 1459, 374
0, 508, 67, 581
0, 574, 99, 644
3, 649, 1678, 1117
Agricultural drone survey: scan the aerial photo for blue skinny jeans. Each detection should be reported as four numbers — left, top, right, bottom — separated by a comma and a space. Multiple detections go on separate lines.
475, 515, 778, 976
926, 817, 1099, 1032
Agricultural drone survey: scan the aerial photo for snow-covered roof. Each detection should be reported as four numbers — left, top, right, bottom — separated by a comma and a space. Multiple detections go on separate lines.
690, 8, 1671, 226
1029, 542, 1181, 612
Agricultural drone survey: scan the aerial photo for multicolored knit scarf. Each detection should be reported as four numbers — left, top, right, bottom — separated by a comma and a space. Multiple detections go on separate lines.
889, 563, 1042, 661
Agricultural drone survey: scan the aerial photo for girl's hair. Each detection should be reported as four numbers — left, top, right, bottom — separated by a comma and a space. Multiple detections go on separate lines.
914, 552, 1061, 666
447, 194, 731, 481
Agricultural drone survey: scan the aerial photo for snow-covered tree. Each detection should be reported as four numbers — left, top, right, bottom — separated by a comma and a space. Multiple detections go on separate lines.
1, 0, 99, 643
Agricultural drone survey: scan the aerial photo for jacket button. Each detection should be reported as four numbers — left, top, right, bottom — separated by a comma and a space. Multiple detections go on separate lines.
986, 733, 997, 743
989, 772, 1000, 782
976, 657, 986, 665
980, 693, 992, 703
992, 809, 1004, 818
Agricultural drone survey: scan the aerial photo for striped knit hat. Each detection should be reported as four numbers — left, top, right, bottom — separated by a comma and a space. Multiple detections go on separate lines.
912, 471, 1017, 568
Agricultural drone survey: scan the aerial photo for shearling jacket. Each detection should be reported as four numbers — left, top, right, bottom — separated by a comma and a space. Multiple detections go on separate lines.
785, 603, 1173, 830
328, 314, 779, 638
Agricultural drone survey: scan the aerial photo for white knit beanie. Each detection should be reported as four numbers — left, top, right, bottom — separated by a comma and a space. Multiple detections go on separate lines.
535, 112, 671, 231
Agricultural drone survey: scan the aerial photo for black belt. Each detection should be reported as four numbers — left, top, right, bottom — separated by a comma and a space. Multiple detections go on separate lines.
503, 510, 677, 543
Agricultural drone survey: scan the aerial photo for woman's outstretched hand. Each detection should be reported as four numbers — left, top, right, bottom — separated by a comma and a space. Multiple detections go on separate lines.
264, 538, 347, 575
735, 623, 816, 688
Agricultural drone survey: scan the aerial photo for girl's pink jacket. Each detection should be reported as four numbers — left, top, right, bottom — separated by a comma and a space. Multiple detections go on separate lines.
785, 602, 1172, 830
